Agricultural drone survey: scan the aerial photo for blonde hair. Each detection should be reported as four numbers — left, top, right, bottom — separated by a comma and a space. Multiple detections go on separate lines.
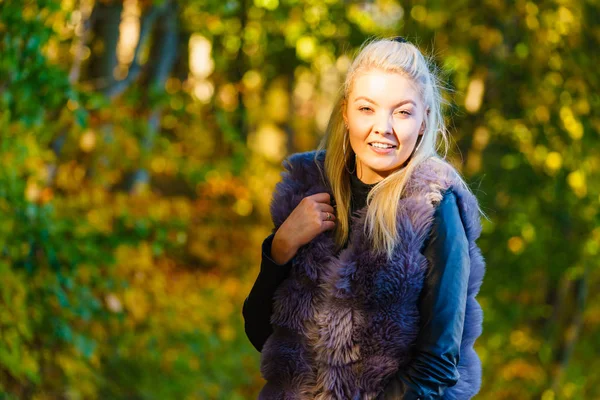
315, 36, 482, 260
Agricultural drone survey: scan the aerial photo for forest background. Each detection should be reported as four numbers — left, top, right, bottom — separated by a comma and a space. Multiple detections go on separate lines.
0, 0, 598, 399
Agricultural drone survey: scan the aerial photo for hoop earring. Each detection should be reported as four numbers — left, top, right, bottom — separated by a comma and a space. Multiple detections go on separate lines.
414, 131, 425, 154
414, 136, 423, 154
342, 129, 356, 174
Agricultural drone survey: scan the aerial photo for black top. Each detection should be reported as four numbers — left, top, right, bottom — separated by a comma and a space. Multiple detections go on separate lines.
349, 170, 377, 214
242, 171, 470, 399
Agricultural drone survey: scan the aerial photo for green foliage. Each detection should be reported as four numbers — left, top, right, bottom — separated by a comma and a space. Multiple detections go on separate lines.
0, 0, 598, 398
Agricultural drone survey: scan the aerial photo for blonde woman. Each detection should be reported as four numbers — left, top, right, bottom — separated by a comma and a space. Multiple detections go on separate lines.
243, 36, 486, 399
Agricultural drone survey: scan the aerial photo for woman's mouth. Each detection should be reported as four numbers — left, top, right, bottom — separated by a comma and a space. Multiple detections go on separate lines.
369, 142, 396, 154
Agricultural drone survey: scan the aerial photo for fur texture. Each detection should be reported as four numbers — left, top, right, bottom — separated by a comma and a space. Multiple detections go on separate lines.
259, 151, 485, 400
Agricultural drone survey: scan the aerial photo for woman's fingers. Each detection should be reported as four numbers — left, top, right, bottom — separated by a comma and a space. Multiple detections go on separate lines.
321, 211, 336, 222
318, 203, 336, 214
308, 192, 331, 204
322, 221, 336, 231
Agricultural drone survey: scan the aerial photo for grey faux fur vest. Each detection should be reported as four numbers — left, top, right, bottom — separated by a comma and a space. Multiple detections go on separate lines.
259, 150, 485, 400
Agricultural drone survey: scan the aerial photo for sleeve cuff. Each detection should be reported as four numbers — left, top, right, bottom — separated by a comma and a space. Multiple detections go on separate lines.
261, 232, 294, 277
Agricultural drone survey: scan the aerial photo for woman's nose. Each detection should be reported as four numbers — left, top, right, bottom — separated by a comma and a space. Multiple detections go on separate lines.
374, 114, 393, 134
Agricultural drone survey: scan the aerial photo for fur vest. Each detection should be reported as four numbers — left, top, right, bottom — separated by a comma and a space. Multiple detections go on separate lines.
259, 150, 485, 400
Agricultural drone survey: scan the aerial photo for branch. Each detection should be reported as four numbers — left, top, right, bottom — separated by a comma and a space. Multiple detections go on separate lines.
104, 4, 167, 98
87, 1, 123, 90
126, 1, 179, 193
549, 269, 588, 392
69, 2, 96, 84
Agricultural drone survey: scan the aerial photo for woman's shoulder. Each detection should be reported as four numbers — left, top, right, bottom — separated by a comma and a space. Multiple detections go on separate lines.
281, 149, 325, 172
414, 156, 461, 186
435, 188, 460, 219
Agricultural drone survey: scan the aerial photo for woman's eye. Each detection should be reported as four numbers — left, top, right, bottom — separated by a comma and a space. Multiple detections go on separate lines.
359, 107, 371, 112
397, 110, 411, 115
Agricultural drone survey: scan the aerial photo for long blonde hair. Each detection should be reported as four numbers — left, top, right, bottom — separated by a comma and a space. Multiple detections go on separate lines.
315, 36, 480, 260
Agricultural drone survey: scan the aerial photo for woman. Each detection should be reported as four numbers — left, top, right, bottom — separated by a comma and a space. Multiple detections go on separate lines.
243, 36, 486, 399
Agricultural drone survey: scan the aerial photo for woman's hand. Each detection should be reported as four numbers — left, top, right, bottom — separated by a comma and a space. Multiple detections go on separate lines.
271, 193, 336, 265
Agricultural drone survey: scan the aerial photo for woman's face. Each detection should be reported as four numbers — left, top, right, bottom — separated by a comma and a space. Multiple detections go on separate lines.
343, 69, 427, 184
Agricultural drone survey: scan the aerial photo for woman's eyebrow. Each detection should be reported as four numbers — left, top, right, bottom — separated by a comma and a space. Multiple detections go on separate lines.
353, 96, 417, 108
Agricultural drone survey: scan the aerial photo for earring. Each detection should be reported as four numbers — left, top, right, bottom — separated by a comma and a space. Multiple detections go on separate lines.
342, 128, 356, 174
414, 132, 424, 154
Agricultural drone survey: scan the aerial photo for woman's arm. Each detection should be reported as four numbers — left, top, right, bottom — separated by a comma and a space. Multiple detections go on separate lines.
242, 232, 294, 352
380, 189, 470, 399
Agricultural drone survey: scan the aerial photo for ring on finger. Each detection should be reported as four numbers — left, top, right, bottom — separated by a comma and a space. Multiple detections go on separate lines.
325, 212, 332, 221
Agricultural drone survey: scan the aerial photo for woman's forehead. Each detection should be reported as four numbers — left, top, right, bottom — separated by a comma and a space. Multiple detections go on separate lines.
349, 70, 421, 105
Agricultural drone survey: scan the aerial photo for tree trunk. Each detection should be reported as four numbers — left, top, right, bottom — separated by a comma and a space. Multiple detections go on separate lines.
127, 1, 179, 193
88, 1, 123, 93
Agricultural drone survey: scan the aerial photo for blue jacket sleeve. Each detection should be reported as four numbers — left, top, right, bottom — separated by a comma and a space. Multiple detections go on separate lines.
379, 189, 470, 399
242, 232, 293, 352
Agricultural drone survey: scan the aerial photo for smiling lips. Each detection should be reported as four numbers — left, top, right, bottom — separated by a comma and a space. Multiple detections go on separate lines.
369, 142, 397, 149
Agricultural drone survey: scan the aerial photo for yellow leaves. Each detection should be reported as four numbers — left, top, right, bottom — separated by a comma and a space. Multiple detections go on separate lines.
87, 208, 112, 233
166, 77, 182, 95
161, 348, 179, 371
296, 35, 317, 61
478, 28, 503, 53
508, 236, 525, 254
560, 106, 584, 140
573, 98, 590, 115
249, 123, 287, 163
124, 288, 150, 322
233, 198, 253, 216
472, 126, 490, 151
304, 4, 327, 27
319, 21, 337, 38
541, 390, 555, 400
556, 6, 576, 35
465, 77, 484, 113
218, 324, 236, 342
266, 83, 290, 123
56, 162, 86, 192
513, 123, 532, 145
283, 12, 305, 46
79, 130, 96, 152
500, 359, 545, 384
206, 16, 225, 35
521, 223, 536, 243
55, 352, 98, 399
510, 329, 540, 353
254, 0, 279, 11
116, 1, 141, 68
189, 34, 214, 79
411, 5, 427, 22
150, 156, 177, 175
25, 179, 42, 202
548, 53, 562, 70
534, 105, 550, 123
115, 242, 154, 276
585, 227, 600, 257
217, 83, 239, 112
192, 79, 214, 103
242, 70, 263, 92
567, 170, 586, 198
545, 152, 562, 173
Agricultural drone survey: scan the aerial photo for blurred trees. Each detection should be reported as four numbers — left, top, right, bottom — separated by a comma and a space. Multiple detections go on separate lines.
0, 0, 598, 398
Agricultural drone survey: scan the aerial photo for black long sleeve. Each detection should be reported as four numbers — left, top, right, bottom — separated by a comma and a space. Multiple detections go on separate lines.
379, 189, 470, 400
242, 232, 293, 352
